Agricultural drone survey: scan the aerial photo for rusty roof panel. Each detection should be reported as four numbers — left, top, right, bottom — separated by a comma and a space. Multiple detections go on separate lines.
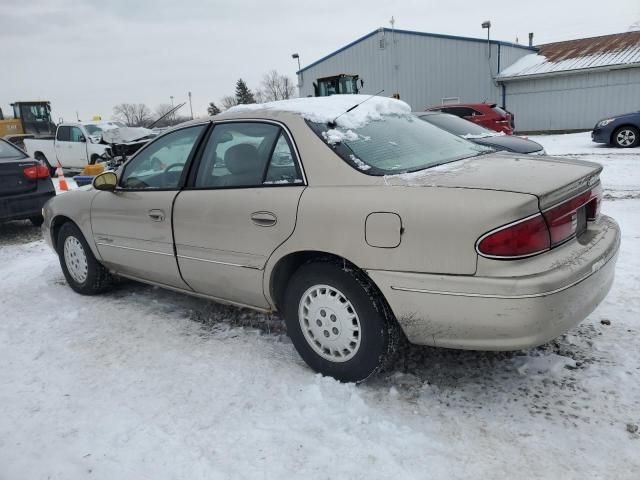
498, 31, 640, 79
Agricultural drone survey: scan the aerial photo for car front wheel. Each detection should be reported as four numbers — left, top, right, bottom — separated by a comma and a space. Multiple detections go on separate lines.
284, 261, 400, 382
613, 126, 639, 148
58, 222, 113, 295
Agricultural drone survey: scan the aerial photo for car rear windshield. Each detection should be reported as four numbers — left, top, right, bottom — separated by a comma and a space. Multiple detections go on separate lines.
492, 106, 508, 116
308, 114, 490, 175
0, 139, 27, 161
418, 113, 493, 136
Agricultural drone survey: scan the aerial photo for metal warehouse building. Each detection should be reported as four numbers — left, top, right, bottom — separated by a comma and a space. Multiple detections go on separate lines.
297, 28, 640, 132
497, 31, 640, 132
297, 28, 535, 115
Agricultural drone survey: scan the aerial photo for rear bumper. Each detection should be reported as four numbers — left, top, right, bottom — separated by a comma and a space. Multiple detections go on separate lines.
368, 215, 620, 350
0, 188, 55, 222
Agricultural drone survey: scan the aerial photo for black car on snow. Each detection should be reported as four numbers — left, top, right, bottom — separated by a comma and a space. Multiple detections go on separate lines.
592, 111, 640, 148
0, 138, 55, 226
415, 112, 545, 155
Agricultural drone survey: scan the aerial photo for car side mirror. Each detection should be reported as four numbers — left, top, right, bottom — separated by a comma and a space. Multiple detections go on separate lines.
93, 171, 118, 191
79, 136, 86, 142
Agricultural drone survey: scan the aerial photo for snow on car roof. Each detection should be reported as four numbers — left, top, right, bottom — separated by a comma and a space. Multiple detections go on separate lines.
227, 95, 411, 129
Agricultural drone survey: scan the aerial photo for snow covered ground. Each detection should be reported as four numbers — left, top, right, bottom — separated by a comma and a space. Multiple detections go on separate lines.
1, 134, 639, 479
532, 131, 640, 199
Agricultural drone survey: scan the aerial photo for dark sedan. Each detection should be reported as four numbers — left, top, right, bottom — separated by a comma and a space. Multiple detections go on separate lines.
414, 112, 545, 155
0, 138, 56, 226
592, 111, 640, 148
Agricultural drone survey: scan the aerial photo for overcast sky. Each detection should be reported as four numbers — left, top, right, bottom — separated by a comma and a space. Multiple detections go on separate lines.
3, 0, 639, 122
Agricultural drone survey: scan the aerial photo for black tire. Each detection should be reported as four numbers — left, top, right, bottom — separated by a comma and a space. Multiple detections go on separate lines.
612, 125, 639, 148
29, 215, 44, 227
57, 222, 113, 295
283, 261, 400, 383
35, 153, 56, 177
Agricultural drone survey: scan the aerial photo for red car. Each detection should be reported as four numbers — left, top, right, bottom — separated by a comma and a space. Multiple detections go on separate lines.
425, 103, 514, 134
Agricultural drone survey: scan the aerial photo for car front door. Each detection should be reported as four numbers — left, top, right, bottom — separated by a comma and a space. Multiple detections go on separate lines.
173, 121, 306, 309
91, 123, 208, 289
54, 126, 74, 167
67, 126, 89, 167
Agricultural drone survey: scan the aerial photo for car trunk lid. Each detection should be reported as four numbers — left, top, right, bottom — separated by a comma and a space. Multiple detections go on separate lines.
0, 158, 40, 197
383, 152, 602, 210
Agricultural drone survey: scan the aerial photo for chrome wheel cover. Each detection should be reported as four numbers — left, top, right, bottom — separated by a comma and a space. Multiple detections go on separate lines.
616, 129, 636, 147
64, 236, 88, 284
298, 284, 361, 362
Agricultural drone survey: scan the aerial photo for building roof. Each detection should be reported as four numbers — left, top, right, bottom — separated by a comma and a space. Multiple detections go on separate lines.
498, 31, 640, 80
298, 28, 536, 74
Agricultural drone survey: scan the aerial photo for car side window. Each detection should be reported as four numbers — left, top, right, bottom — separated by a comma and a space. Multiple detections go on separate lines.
194, 122, 302, 188
56, 126, 71, 141
69, 127, 85, 142
120, 125, 205, 190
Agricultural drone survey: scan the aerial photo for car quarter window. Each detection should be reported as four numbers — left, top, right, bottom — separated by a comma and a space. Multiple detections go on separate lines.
56, 126, 71, 141
194, 122, 302, 188
120, 124, 206, 190
69, 127, 85, 142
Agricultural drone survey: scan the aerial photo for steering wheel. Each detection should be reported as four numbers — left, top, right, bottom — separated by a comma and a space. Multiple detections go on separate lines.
162, 163, 185, 187
163, 163, 185, 175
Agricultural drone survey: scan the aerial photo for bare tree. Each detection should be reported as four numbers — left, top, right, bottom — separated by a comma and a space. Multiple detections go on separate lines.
221, 95, 239, 110
112, 103, 152, 127
259, 70, 296, 102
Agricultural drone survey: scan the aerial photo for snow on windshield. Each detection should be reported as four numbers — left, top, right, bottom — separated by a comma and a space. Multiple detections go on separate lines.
228, 95, 411, 130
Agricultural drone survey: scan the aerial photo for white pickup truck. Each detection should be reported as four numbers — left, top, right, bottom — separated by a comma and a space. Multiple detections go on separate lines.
24, 121, 123, 172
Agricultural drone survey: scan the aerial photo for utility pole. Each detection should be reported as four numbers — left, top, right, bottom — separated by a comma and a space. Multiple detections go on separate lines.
188, 91, 193, 120
390, 16, 399, 98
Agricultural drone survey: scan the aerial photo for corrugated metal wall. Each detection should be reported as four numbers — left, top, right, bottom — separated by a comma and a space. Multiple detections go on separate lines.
502, 68, 640, 131
298, 30, 532, 111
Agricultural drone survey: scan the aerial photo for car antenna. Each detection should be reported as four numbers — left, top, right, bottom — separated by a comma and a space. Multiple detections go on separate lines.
328, 90, 385, 128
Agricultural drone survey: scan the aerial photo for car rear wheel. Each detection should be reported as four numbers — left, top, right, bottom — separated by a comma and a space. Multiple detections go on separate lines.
612, 126, 639, 148
57, 222, 113, 295
283, 261, 400, 382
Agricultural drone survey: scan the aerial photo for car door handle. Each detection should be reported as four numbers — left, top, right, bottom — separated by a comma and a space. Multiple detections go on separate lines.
250, 211, 277, 227
148, 209, 165, 222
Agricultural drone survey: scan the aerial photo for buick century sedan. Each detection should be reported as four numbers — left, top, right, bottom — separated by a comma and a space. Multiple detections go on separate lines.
42, 95, 620, 382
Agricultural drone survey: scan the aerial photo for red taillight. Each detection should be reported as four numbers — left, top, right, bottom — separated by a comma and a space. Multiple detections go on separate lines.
542, 184, 602, 246
477, 183, 603, 259
585, 183, 602, 221
23, 165, 50, 180
477, 214, 550, 258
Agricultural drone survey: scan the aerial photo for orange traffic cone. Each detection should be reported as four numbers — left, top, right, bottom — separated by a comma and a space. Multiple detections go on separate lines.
56, 161, 69, 192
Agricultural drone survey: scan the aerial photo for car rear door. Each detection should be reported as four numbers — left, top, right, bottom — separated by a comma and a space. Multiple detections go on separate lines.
173, 121, 305, 309
90, 123, 208, 288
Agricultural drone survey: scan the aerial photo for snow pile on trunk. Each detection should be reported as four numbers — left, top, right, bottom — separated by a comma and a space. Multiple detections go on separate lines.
228, 95, 411, 129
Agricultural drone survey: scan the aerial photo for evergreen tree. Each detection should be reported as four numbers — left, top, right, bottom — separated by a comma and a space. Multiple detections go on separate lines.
207, 102, 221, 116
235, 78, 256, 104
